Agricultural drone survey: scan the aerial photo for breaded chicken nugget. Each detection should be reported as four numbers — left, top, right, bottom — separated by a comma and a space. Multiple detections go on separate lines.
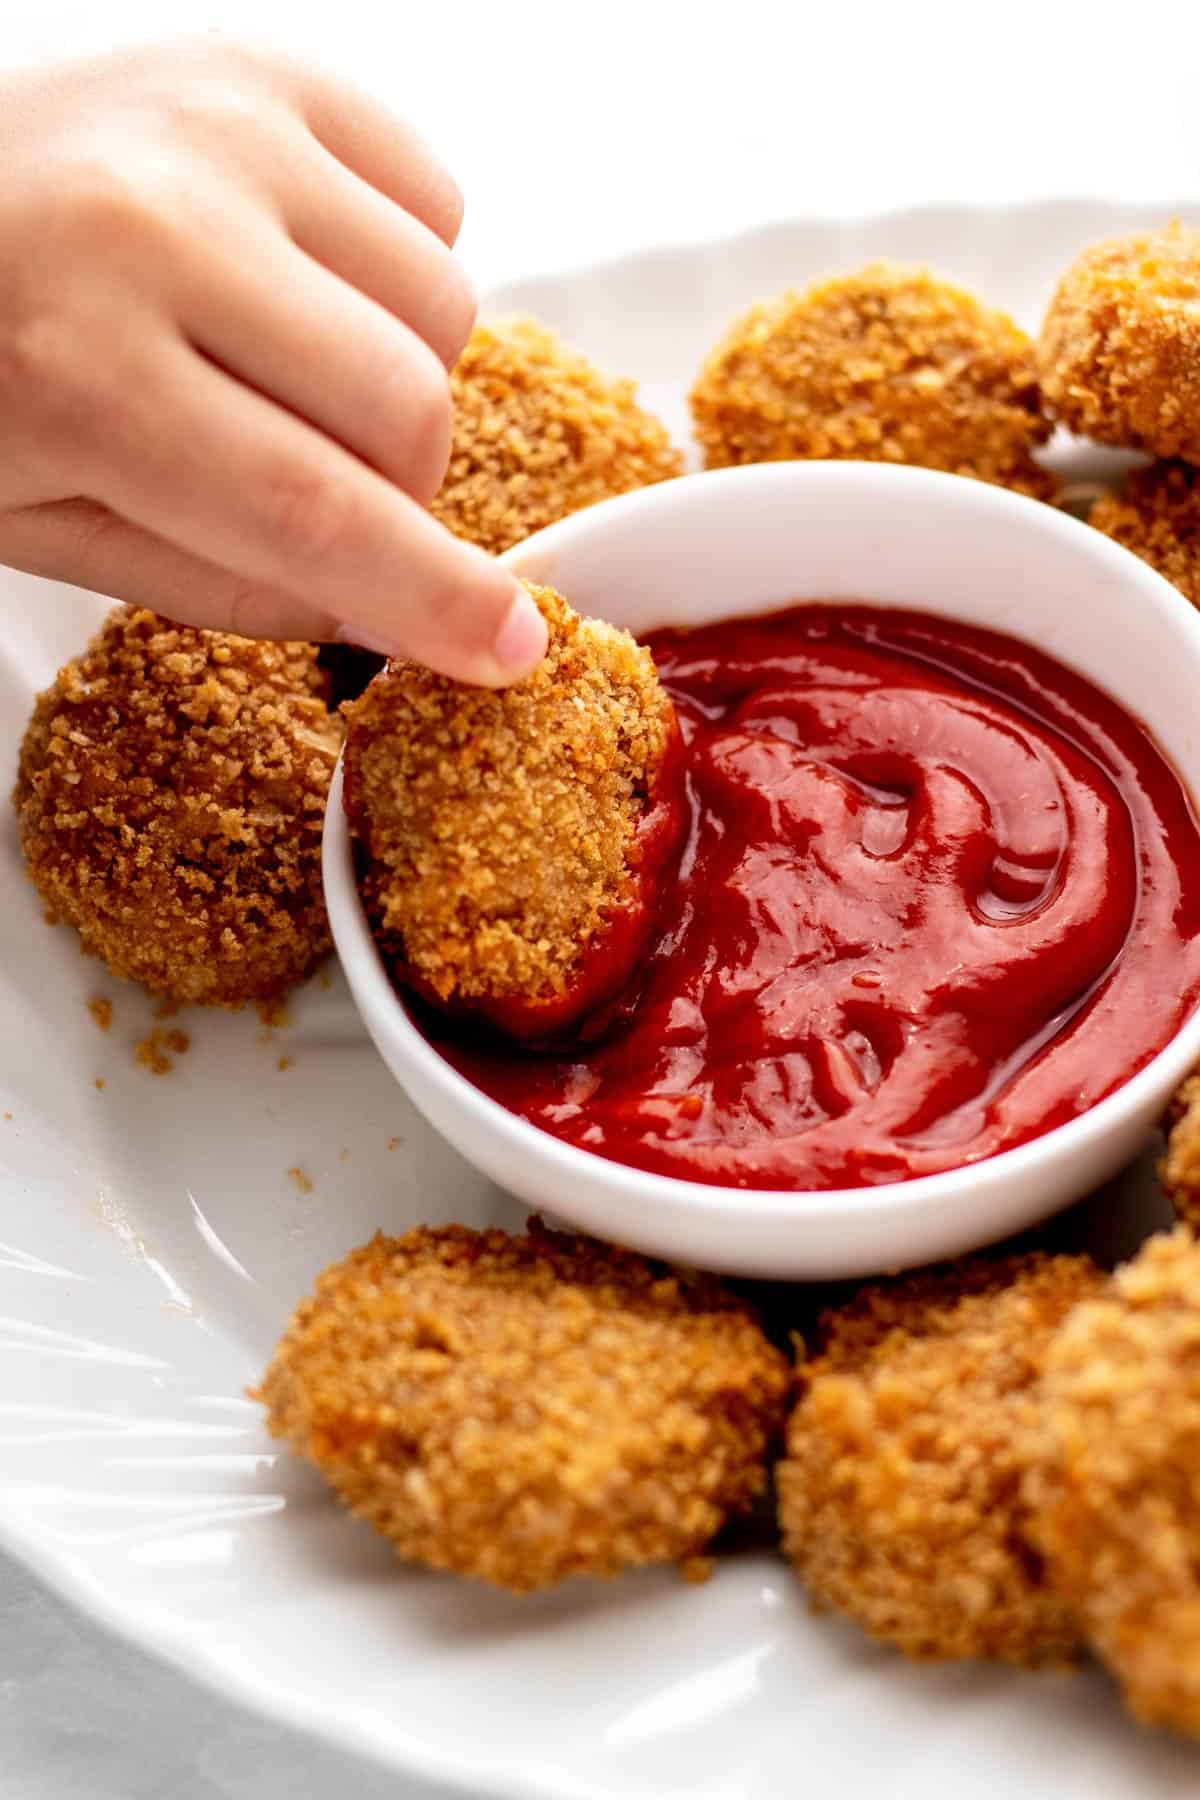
1039, 223, 1200, 460
777, 1252, 1104, 1665
1162, 1070, 1200, 1230
256, 1220, 789, 1591
1090, 460, 1200, 607
690, 265, 1053, 496
430, 318, 683, 556
1027, 1229, 1200, 1733
342, 582, 683, 1037
14, 608, 340, 1007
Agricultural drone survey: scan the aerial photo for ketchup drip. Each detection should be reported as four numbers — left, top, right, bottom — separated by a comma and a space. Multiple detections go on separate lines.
430, 605, 1200, 1190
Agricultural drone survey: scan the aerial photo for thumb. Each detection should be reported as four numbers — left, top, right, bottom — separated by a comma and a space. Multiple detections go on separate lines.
0, 499, 549, 686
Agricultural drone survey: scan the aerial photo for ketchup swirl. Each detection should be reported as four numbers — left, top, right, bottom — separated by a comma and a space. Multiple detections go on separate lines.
435, 605, 1200, 1189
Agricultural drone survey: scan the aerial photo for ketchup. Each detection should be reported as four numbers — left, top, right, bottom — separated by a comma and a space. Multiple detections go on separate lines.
429, 605, 1200, 1190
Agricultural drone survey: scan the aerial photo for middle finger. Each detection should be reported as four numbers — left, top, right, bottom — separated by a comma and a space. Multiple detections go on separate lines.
176, 228, 453, 506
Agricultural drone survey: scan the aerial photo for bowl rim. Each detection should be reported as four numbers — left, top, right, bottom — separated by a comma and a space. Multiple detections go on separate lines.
323, 460, 1200, 1225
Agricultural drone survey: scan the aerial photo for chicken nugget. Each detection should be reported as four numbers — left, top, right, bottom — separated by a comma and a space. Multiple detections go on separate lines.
777, 1252, 1104, 1665
430, 318, 683, 556
342, 582, 684, 1037
690, 264, 1053, 496
1090, 460, 1200, 607
14, 608, 340, 1007
1162, 1069, 1200, 1230
1039, 223, 1200, 460
256, 1219, 789, 1591
1027, 1228, 1200, 1733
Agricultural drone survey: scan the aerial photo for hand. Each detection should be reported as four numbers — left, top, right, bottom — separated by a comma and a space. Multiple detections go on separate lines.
0, 36, 547, 684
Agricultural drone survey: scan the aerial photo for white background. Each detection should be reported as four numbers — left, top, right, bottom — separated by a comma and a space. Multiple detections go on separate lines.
2, 2, 1200, 1795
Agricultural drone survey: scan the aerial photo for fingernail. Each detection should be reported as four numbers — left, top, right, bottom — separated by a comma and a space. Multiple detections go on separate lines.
334, 622, 402, 660
491, 588, 548, 677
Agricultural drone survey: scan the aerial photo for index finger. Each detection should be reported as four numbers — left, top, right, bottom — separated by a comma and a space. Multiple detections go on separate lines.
290, 68, 464, 248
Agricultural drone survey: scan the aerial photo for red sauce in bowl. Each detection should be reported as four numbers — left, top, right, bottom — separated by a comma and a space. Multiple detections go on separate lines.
427, 604, 1200, 1190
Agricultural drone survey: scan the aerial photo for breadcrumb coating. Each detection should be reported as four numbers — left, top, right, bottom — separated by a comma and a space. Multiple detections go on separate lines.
430, 319, 683, 556
1027, 1229, 1200, 1733
1090, 461, 1200, 607
14, 609, 340, 1006
777, 1252, 1104, 1665
1161, 1070, 1200, 1233
256, 1220, 789, 1591
342, 582, 679, 1028
690, 265, 1053, 496
1039, 223, 1200, 460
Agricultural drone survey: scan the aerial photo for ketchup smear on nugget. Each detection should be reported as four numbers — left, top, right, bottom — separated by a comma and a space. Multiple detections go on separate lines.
431, 604, 1200, 1189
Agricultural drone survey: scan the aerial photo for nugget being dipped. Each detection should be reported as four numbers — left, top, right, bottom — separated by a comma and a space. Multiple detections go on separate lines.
1090, 461, 1200, 608
777, 1252, 1104, 1665
1027, 1229, 1200, 1733
257, 1220, 789, 1591
691, 265, 1052, 495
14, 609, 340, 1006
342, 582, 684, 1038
1039, 223, 1200, 460
431, 319, 683, 556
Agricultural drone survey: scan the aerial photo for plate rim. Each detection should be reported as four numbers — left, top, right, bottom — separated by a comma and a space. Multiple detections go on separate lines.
3, 192, 1193, 1799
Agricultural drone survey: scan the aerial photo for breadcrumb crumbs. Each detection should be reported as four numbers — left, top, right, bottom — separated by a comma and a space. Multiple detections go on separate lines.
87, 996, 113, 1033
1027, 1229, 1200, 1734
386, 1136, 402, 1151
277, 1055, 294, 1072
343, 583, 677, 1018
135, 1029, 173, 1075
14, 610, 340, 1007
1039, 222, 1200, 459
431, 319, 682, 556
256, 1220, 788, 1591
1161, 1070, 1200, 1229
777, 1252, 1104, 1666
1090, 461, 1200, 608
691, 264, 1053, 496
93, 1077, 105, 1091
286, 1167, 313, 1195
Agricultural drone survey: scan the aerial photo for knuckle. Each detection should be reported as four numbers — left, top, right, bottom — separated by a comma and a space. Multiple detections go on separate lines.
0, 314, 106, 459
255, 461, 358, 567
54, 153, 180, 259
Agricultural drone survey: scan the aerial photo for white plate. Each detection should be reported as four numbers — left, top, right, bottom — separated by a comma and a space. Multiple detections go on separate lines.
1, 201, 1196, 1799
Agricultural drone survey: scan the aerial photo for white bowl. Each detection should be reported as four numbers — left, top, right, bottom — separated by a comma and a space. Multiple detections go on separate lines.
323, 461, 1200, 1278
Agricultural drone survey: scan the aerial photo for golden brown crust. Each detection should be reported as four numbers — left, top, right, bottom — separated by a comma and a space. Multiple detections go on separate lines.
256, 1219, 789, 1591
431, 318, 683, 556
1090, 461, 1200, 607
13, 608, 340, 1006
777, 1252, 1104, 1665
1162, 1072, 1200, 1232
690, 264, 1053, 496
1026, 1229, 1200, 1733
341, 582, 675, 1010
1039, 224, 1200, 459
